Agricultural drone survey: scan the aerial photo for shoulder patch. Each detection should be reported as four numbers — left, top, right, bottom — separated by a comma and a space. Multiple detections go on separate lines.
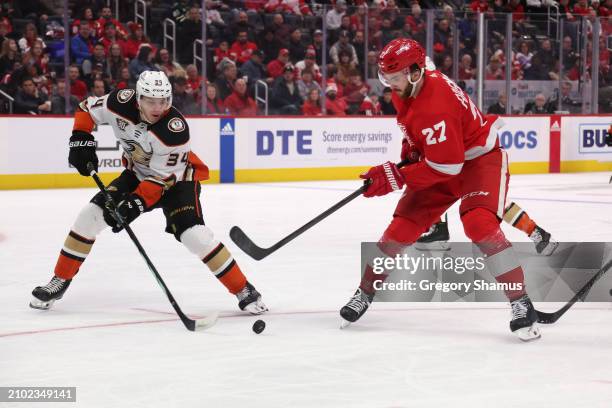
117, 89, 135, 103
168, 117, 186, 133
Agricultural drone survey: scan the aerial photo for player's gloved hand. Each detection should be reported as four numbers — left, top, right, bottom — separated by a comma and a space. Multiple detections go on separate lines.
103, 194, 145, 233
605, 129, 612, 147
360, 161, 405, 198
68, 130, 98, 176
401, 138, 420, 163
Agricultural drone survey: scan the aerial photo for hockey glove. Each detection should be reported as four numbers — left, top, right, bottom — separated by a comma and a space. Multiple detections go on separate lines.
605, 129, 612, 147
360, 161, 405, 198
68, 130, 98, 176
103, 194, 145, 233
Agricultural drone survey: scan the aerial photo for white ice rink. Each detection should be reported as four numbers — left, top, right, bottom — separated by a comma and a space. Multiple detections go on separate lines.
1, 172, 612, 408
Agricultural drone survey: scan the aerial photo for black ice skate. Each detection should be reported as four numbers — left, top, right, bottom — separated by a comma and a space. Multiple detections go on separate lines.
340, 288, 374, 328
510, 294, 541, 341
30, 276, 72, 310
236, 281, 268, 314
415, 216, 450, 251
529, 226, 558, 256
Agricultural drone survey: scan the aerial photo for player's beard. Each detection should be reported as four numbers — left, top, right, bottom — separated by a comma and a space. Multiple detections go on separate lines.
400, 82, 414, 99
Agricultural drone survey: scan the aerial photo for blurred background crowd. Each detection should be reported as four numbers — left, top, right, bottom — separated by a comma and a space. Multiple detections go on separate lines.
0, 0, 610, 116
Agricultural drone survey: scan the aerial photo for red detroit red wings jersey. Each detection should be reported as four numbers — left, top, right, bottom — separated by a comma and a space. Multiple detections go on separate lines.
392, 70, 503, 190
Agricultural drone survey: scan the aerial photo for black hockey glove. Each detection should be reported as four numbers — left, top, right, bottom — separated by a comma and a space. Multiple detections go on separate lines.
103, 194, 145, 233
69, 130, 98, 176
605, 130, 612, 147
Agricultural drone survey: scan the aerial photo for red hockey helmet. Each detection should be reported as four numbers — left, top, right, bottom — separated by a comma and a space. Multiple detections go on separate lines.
378, 38, 426, 88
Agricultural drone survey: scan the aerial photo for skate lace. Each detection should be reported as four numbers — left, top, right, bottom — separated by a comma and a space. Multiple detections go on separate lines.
511, 298, 528, 319
44, 277, 65, 294
346, 291, 369, 313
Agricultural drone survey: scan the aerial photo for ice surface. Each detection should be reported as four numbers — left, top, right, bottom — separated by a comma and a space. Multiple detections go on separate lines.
1, 172, 612, 407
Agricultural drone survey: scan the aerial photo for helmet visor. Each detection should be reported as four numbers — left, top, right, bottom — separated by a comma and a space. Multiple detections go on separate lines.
377, 69, 407, 88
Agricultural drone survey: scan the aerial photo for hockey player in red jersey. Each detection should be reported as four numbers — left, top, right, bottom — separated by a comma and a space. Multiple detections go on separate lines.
340, 39, 540, 341
30, 71, 267, 315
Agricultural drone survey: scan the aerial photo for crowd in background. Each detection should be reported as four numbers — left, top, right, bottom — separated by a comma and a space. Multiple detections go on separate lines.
0, 0, 610, 116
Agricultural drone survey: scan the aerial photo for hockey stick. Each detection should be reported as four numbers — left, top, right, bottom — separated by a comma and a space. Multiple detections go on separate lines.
230, 159, 410, 260
536, 256, 612, 324
87, 163, 218, 331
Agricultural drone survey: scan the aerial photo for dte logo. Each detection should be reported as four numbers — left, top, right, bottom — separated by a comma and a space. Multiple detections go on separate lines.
498, 130, 537, 149
582, 127, 609, 148
257, 130, 313, 155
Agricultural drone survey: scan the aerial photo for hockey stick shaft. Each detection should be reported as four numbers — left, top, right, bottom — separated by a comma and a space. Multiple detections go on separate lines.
88, 164, 214, 331
230, 159, 410, 260
536, 256, 612, 324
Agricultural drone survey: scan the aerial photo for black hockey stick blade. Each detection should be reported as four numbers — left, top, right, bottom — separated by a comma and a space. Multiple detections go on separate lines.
230, 226, 270, 260
536, 256, 612, 324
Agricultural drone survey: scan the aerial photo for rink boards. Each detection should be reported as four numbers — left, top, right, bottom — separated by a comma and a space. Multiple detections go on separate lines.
0, 114, 610, 189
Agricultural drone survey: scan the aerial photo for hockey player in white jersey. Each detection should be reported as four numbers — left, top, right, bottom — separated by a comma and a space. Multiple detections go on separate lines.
30, 71, 267, 315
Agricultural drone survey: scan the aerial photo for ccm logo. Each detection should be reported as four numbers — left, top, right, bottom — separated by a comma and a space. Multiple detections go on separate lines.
256, 130, 312, 155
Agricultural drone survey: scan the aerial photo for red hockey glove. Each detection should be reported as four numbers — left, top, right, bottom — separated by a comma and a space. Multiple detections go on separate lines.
360, 161, 405, 198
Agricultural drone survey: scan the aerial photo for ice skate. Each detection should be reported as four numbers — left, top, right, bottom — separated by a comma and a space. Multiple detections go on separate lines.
530, 226, 558, 256
340, 288, 374, 328
510, 295, 541, 341
236, 281, 268, 314
414, 217, 450, 251
30, 276, 72, 310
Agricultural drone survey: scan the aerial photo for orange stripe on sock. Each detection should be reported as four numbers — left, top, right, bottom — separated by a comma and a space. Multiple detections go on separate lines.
54, 251, 83, 280
514, 214, 536, 236
217, 262, 247, 294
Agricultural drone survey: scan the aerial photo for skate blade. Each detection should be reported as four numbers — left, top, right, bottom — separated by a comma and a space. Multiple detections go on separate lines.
516, 324, 542, 342
243, 301, 269, 315
414, 241, 451, 251
340, 319, 352, 329
29, 297, 55, 310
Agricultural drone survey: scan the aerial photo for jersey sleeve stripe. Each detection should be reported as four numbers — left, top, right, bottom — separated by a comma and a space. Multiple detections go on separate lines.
73, 110, 95, 133
425, 158, 463, 175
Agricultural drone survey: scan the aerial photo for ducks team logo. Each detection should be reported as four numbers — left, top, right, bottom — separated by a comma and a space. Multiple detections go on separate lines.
124, 140, 153, 166
117, 89, 135, 103
168, 117, 186, 133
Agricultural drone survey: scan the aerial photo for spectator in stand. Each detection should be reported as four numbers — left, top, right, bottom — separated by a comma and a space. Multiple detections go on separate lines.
312, 29, 324, 66
204, 83, 226, 114
99, 22, 127, 55
353, 31, 366, 66
83, 43, 107, 77
129, 44, 157, 80
516, 41, 533, 73
229, 11, 255, 43
269, 13, 291, 48
339, 15, 352, 36
68, 65, 88, 100
173, 76, 198, 115
214, 40, 234, 66
559, 0, 576, 20
90, 78, 106, 98
440, 54, 453, 77
230, 29, 258, 65
14, 76, 50, 114
0, 38, 19, 77
359, 91, 381, 116
267, 48, 290, 81
343, 71, 369, 112
296, 69, 321, 101
485, 55, 504, 80
215, 58, 237, 100
324, 82, 347, 116
536, 39, 556, 76
365, 51, 379, 80
330, 30, 358, 66
302, 87, 322, 115
270, 63, 302, 115
526, 93, 548, 114
336, 50, 357, 86
51, 78, 79, 114
239, 49, 266, 89
71, 22, 96, 65
17, 23, 47, 53
379, 87, 396, 115
96, 7, 128, 39
295, 47, 321, 82
264, 0, 311, 16
561, 36, 579, 72
107, 43, 127, 83
185, 64, 203, 97
458, 54, 474, 80
125, 23, 151, 60
380, 18, 395, 48
487, 93, 507, 114
155, 48, 182, 79
405, 4, 426, 38
115, 66, 132, 89
0, 19, 11, 48
288, 28, 306, 63
178, 6, 204, 64
326, 0, 347, 34
351, 4, 367, 32
21, 40, 47, 75
547, 81, 581, 113
573, 0, 590, 17
71, 7, 99, 37
258, 29, 281, 65
225, 77, 257, 116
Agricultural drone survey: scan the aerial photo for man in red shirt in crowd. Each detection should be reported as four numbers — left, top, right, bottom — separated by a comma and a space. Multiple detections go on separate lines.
230, 29, 258, 65
224, 78, 257, 116
339, 39, 541, 342
68, 64, 88, 100
267, 48, 290, 80
324, 82, 347, 115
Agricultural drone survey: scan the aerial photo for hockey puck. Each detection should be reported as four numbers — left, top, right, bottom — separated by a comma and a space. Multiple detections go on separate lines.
252, 319, 266, 334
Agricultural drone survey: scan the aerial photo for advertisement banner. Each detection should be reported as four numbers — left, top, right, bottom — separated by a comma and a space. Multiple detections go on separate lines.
560, 116, 612, 172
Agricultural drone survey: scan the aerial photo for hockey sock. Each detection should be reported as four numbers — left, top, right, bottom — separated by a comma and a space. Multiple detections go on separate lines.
202, 243, 247, 294
503, 202, 536, 236
54, 231, 94, 280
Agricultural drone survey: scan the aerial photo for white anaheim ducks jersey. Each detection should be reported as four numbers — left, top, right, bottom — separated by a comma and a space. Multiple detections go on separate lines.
80, 88, 194, 185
